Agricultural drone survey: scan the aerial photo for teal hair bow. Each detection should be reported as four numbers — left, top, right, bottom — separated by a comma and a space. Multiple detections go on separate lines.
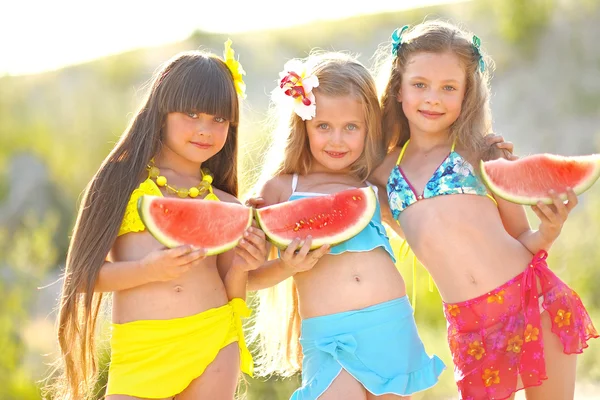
391, 25, 409, 56
472, 35, 485, 73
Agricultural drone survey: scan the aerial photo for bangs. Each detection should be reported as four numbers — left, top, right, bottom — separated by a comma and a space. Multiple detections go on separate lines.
159, 55, 239, 124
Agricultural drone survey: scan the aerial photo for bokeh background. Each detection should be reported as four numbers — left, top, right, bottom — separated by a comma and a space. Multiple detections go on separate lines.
1, 0, 600, 399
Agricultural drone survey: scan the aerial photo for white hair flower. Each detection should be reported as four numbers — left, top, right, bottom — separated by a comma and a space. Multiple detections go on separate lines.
271, 59, 319, 121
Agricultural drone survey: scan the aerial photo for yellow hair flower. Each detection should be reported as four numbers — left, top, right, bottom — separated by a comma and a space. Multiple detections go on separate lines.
223, 39, 246, 99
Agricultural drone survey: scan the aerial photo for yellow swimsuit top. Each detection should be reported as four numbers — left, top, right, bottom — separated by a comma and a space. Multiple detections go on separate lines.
118, 177, 220, 236
118, 178, 164, 237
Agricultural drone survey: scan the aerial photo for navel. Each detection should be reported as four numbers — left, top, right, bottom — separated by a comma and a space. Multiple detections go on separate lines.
353, 275, 361, 283
174, 285, 184, 293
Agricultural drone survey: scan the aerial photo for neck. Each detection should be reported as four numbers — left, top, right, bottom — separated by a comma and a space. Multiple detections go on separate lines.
408, 129, 452, 152
309, 162, 353, 176
154, 147, 202, 179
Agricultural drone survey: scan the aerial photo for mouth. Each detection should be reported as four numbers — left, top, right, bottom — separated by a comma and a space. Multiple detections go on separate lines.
418, 110, 444, 119
325, 151, 348, 159
191, 141, 212, 149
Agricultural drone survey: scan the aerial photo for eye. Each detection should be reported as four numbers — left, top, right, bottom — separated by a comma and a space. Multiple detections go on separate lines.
186, 112, 199, 119
317, 123, 329, 130
443, 85, 457, 91
413, 82, 425, 89
214, 116, 226, 123
346, 124, 358, 131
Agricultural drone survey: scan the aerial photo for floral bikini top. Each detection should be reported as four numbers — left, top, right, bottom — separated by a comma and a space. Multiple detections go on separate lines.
118, 178, 219, 236
387, 139, 496, 219
288, 174, 396, 262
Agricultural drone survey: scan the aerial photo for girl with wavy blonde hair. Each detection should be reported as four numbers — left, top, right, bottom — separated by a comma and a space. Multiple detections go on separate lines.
249, 51, 445, 400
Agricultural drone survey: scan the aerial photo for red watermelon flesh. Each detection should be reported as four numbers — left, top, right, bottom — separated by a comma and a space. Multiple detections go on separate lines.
255, 187, 377, 249
481, 153, 600, 205
138, 195, 252, 255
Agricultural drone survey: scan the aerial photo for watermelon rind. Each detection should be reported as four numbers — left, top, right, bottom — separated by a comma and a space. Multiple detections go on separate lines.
480, 154, 600, 205
137, 195, 252, 256
255, 187, 377, 250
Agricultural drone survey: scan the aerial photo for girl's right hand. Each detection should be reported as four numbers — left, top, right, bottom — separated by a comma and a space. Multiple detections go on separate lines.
245, 197, 266, 208
141, 245, 207, 282
281, 236, 330, 274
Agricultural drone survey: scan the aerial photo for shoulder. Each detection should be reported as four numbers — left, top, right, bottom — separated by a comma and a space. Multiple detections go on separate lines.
259, 174, 293, 206
370, 148, 401, 186
213, 189, 240, 204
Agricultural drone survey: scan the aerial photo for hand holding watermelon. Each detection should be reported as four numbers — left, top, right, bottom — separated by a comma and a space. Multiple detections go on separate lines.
481, 153, 600, 205
141, 245, 207, 282
280, 236, 330, 274
232, 226, 268, 272
532, 188, 578, 244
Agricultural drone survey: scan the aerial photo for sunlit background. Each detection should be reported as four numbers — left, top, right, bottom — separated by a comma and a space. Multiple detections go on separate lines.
1, 0, 600, 399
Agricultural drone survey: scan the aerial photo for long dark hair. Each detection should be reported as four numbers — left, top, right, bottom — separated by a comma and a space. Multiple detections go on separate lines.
51, 50, 240, 399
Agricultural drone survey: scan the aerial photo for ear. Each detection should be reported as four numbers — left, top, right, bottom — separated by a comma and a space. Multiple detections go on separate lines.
396, 88, 402, 103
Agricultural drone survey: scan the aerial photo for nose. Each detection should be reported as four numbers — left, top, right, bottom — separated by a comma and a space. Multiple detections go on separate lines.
329, 129, 344, 145
195, 116, 212, 135
424, 88, 440, 105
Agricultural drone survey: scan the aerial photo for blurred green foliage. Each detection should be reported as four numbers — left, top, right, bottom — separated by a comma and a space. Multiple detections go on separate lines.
0, 213, 58, 398
1, 1, 599, 399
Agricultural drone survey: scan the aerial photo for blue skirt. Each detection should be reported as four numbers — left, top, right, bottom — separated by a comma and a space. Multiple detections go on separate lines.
291, 296, 445, 400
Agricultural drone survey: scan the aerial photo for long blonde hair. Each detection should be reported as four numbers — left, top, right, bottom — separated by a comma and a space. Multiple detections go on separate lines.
251, 52, 385, 377
377, 20, 495, 157
49, 50, 240, 399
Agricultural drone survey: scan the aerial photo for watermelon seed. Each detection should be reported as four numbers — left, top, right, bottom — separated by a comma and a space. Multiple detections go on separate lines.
352, 196, 357, 200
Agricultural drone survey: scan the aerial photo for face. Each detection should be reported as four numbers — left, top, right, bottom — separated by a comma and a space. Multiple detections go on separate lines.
162, 111, 230, 164
306, 93, 367, 173
398, 51, 466, 137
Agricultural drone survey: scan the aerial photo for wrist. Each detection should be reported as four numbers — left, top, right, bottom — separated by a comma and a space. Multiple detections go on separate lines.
539, 227, 559, 244
229, 263, 250, 276
280, 259, 297, 276
137, 259, 157, 284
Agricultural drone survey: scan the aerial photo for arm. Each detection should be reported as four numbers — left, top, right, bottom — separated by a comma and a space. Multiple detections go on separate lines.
247, 257, 294, 291
96, 244, 206, 292
377, 184, 405, 239
495, 189, 578, 253
369, 151, 406, 239
95, 260, 152, 292
218, 249, 249, 301
217, 220, 268, 300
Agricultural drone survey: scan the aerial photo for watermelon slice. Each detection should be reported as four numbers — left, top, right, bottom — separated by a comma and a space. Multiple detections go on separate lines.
138, 195, 252, 255
255, 187, 377, 249
481, 153, 600, 205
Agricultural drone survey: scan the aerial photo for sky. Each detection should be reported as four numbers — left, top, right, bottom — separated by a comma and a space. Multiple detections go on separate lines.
0, 0, 464, 76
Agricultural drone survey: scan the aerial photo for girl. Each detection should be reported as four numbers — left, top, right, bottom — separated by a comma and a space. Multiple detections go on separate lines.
51, 41, 266, 400
370, 20, 598, 400
249, 53, 445, 400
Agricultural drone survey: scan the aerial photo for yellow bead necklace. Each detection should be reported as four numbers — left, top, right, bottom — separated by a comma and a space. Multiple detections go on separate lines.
147, 161, 219, 200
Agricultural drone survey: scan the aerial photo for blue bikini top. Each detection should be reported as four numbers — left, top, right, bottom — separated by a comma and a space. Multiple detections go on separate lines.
288, 174, 396, 262
387, 139, 496, 220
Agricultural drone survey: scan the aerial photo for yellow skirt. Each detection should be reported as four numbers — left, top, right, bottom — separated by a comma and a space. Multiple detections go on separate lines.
106, 298, 253, 398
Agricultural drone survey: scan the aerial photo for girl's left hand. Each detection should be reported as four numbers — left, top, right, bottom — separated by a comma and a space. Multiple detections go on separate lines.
533, 188, 578, 242
485, 134, 518, 161
233, 225, 268, 272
